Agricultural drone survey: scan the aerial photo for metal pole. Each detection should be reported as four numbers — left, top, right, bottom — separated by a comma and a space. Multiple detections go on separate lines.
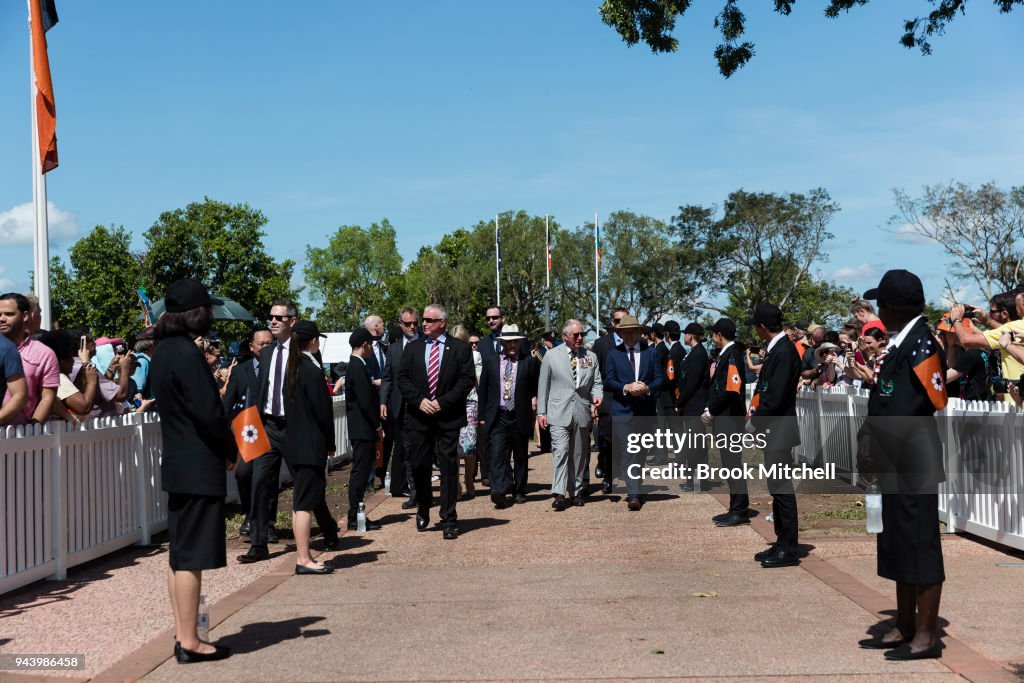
594, 213, 600, 336
544, 214, 551, 332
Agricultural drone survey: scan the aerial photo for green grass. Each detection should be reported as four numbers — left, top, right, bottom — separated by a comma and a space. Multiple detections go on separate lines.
804, 499, 867, 521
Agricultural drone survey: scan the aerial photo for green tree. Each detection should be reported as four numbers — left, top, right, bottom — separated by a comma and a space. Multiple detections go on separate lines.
49, 225, 145, 339
304, 220, 406, 331
600, 0, 1022, 77
142, 198, 297, 338
890, 181, 1024, 301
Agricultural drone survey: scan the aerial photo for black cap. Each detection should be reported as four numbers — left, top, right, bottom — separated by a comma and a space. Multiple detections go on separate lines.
863, 269, 925, 306
746, 303, 783, 328
683, 322, 704, 337
791, 319, 809, 331
293, 320, 326, 339
349, 328, 373, 347
663, 320, 680, 335
164, 278, 223, 313
541, 331, 558, 342
710, 318, 737, 339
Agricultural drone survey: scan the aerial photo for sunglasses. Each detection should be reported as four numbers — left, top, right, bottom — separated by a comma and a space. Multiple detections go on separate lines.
422, 317, 445, 324
399, 320, 417, 327
269, 314, 294, 322
485, 315, 502, 321
568, 332, 584, 338
470, 341, 479, 347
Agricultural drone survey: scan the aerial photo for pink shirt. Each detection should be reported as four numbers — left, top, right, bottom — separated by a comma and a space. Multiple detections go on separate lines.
5, 337, 60, 425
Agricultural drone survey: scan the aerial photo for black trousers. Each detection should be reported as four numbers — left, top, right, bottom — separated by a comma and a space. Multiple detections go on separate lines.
597, 413, 613, 484
716, 419, 749, 515
489, 410, 529, 496
251, 418, 338, 548
348, 439, 376, 521
234, 458, 253, 519
764, 448, 798, 551
387, 409, 415, 497
405, 424, 460, 528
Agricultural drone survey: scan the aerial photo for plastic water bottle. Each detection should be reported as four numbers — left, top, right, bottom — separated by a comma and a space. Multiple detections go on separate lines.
865, 484, 883, 534
197, 595, 209, 642
384, 472, 391, 495
357, 502, 367, 532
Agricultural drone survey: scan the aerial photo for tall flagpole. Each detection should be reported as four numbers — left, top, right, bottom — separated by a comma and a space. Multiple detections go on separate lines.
494, 214, 501, 308
28, 0, 52, 330
594, 213, 600, 336
544, 214, 551, 332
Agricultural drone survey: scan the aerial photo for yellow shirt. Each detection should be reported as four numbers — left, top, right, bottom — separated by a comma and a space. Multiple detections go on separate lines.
983, 319, 1024, 400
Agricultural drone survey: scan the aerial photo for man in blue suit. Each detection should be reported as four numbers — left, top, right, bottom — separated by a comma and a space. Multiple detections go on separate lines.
603, 315, 664, 510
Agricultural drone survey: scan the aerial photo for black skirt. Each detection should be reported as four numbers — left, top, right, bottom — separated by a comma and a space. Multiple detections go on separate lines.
291, 463, 326, 511
167, 494, 226, 571
877, 492, 945, 585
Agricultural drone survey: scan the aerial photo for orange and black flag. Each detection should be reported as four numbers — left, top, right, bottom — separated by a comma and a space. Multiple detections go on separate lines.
747, 391, 760, 418
726, 359, 742, 394
30, 0, 59, 173
232, 405, 271, 462
912, 336, 948, 411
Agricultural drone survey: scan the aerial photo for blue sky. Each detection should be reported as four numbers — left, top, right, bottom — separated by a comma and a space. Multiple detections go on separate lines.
1, 1, 1022, 311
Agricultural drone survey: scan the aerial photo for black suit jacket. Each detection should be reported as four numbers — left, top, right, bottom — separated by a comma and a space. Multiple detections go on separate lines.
346, 355, 381, 441
380, 337, 415, 416
707, 343, 747, 417
222, 357, 260, 421
256, 341, 285, 416
864, 318, 946, 491
591, 332, 619, 416
749, 334, 802, 450
282, 355, 336, 466
478, 352, 540, 434
150, 335, 237, 496
675, 343, 710, 416
398, 335, 476, 433
365, 339, 388, 381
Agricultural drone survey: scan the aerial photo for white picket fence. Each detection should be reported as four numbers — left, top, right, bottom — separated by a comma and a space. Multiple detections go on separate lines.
796, 385, 1024, 551
0, 397, 350, 596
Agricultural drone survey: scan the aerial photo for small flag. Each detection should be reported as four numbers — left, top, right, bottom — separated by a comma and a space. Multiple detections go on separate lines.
747, 392, 760, 418
595, 217, 602, 268
726, 361, 742, 394
30, 0, 59, 174
495, 217, 502, 269
232, 405, 271, 462
137, 287, 154, 326
546, 228, 552, 274
912, 339, 948, 411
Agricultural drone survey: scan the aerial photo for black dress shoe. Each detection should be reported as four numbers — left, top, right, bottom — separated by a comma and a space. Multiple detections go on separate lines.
322, 536, 341, 551
715, 513, 750, 527
394, 490, 411, 498
443, 527, 458, 540
884, 643, 942, 660
415, 513, 429, 531
858, 635, 905, 649
552, 495, 569, 511
760, 550, 801, 568
513, 494, 527, 505
347, 518, 382, 531
401, 498, 418, 510
601, 481, 613, 494
239, 518, 251, 536
627, 497, 643, 511
595, 466, 605, 478
295, 563, 335, 575
754, 545, 780, 562
572, 496, 585, 507
237, 546, 270, 563
490, 492, 510, 509
712, 509, 750, 523
577, 485, 590, 497
266, 527, 279, 544
174, 641, 231, 664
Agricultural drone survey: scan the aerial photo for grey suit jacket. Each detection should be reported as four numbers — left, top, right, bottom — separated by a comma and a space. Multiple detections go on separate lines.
537, 346, 603, 428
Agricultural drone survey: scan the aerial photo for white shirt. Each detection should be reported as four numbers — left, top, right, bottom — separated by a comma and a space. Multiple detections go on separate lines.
263, 337, 291, 416
887, 316, 922, 351
765, 331, 786, 356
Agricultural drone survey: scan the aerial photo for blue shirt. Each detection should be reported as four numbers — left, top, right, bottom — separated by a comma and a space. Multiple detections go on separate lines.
423, 334, 447, 375
1, 334, 25, 406
131, 352, 151, 399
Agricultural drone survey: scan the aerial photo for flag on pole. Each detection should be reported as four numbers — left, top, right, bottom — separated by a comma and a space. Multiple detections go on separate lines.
546, 220, 552, 275
232, 405, 271, 462
30, 0, 59, 174
594, 215, 601, 268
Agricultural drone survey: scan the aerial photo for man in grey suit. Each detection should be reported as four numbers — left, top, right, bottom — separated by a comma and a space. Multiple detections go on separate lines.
537, 319, 603, 511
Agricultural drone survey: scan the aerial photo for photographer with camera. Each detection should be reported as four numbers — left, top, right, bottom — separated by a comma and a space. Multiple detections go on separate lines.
949, 291, 1024, 403
844, 327, 888, 386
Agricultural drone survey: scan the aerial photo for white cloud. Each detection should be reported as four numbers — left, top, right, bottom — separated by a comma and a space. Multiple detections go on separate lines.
891, 224, 934, 245
0, 266, 14, 291
833, 263, 877, 280
0, 202, 78, 246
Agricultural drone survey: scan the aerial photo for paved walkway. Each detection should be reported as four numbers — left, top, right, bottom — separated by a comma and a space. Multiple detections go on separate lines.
8, 449, 1024, 682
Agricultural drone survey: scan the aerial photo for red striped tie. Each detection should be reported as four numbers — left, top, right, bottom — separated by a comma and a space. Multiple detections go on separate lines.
427, 341, 441, 399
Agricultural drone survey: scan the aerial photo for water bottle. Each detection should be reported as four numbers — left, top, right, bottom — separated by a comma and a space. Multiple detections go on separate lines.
357, 502, 367, 532
197, 594, 209, 642
384, 471, 391, 495
865, 484, 883, 534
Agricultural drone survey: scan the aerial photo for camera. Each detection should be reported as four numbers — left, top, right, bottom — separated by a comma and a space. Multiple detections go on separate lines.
115, 343, 126, 354
963, 306, 980, 320
991, 376, 1009, 394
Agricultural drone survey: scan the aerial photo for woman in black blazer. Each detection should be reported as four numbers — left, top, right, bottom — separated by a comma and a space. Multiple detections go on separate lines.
149, 278, 235, 664
283, 320, 337, 575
